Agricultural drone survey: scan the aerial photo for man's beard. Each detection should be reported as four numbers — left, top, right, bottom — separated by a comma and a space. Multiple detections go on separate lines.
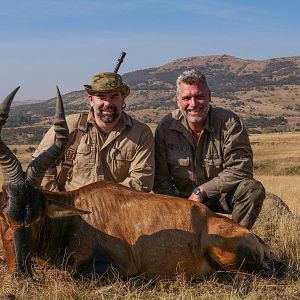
97, 105, 120, 123
181, 105, 210, 124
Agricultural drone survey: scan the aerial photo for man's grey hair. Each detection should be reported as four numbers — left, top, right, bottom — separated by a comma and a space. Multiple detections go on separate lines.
176, 69, 210, 95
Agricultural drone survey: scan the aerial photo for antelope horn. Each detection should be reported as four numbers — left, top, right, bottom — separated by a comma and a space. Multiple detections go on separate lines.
26, 86, 69, 187
0, 87, 24, 184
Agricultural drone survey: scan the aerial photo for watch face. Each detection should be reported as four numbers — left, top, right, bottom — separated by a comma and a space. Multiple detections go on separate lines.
193, 187, 201, 195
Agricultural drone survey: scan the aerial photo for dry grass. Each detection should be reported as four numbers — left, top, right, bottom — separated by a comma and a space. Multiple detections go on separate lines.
0, 268, 299, 299
251, 132, 300, 175
255, 175, 300, 215
0, 133, 299, 299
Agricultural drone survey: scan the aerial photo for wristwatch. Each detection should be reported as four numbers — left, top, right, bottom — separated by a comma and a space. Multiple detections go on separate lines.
193, 187, 204, 201
193, 187, 201, 196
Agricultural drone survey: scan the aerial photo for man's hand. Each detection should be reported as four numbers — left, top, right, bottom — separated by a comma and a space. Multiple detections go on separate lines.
188, 193, 202, 202
188, 185, 206, 203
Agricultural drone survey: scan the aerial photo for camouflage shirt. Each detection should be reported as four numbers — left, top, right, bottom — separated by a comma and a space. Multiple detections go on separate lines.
153, 106, 253, 198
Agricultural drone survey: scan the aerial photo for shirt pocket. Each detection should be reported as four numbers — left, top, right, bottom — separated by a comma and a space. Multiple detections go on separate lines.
74, 143, 94, 171
203, 157, 223, 179
111, 149, 135, 180
167, 156, 190, 180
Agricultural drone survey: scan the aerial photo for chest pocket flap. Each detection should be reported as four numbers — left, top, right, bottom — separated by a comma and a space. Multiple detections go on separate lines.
77, 143, 91, 155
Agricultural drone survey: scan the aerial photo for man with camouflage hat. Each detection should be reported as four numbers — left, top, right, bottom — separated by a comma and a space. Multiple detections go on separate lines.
33, 72, 154, 192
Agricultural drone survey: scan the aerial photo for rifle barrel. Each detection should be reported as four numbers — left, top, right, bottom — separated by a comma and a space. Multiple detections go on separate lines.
114, 52, 126, 73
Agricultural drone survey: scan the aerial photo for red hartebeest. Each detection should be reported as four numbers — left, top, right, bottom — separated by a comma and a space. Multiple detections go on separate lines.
0, 88, 285, 279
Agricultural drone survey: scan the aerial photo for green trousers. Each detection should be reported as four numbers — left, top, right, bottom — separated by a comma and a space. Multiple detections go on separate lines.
202, 178, 266, 229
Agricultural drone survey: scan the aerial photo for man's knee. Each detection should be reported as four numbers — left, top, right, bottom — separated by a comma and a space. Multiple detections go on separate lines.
235, 178, 266, 205
232, 179, 266, 229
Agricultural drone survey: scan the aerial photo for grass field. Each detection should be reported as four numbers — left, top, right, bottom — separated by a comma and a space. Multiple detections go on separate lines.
251, 132, 300, 176
0, 132, 299, 299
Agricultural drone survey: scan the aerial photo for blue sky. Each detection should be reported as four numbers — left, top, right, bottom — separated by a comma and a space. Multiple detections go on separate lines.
0, 0, 299, 100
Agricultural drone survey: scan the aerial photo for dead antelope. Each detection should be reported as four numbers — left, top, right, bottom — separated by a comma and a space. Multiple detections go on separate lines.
0, 87, 285, 279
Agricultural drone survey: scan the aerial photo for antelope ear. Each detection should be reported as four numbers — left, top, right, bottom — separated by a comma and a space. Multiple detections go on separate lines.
46, 199, 91, 218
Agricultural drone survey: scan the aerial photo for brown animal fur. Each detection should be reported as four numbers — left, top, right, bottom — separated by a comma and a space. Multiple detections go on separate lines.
0, 180, 272, 279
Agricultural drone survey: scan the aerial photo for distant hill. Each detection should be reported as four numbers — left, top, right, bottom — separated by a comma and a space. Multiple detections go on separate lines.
12, 99, 46, 107
3, 54, 300, 144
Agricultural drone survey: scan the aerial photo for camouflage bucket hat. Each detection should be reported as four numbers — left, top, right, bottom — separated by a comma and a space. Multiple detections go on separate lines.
84, 72, 130, 97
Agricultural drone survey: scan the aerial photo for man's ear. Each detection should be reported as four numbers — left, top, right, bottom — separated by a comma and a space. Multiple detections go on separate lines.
208, 90, 212, 102
88, 94, 93, 106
